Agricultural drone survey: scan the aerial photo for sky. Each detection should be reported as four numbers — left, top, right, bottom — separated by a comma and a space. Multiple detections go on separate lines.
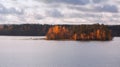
0, 0, 120, 25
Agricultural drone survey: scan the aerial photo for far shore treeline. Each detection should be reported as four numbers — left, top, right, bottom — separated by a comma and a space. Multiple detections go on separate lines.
0, 24, 119, 37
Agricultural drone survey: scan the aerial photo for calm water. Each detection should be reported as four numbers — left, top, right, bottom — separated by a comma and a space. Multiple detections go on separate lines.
0, 36, 120, 67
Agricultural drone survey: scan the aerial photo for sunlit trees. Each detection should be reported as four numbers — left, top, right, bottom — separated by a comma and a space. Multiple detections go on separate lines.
70, 24, 112, 40
46, 26, 71, 40
46, 24, 113, 41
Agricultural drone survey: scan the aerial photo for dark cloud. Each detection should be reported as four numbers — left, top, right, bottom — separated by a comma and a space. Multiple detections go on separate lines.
0, 4, 24, 15
36, 0, 108, 5
67, 4, 118, 13
36, 0, 119, 13
92, 0, 107, 3
36, 0, 90, 5
95, 5, 118, 13
46, 9, 63, 18
34, 15, 44, 20
67, 6, 92, 12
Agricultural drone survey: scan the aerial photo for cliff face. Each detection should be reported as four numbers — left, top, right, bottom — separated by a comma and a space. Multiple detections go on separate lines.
46, 24, 113, 41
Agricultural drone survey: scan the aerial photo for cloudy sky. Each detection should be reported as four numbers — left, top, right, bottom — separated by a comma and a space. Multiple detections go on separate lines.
0, 0, 120, 25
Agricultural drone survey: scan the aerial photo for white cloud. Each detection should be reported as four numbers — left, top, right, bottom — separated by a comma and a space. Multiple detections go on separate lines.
0, 0, 119, 25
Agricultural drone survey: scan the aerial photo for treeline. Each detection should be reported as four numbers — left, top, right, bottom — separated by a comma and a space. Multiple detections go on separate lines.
46, 24, 112, 40
0, 24, 119, 37
107, 25, 120, 37
0, 24, 52, 36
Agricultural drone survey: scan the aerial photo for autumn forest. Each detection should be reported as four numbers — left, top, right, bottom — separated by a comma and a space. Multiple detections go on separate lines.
46, 24, 113, 40
0, 24, 119, 40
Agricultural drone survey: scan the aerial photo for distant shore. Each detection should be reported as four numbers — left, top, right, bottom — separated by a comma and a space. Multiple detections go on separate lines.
0, 24, 119, 37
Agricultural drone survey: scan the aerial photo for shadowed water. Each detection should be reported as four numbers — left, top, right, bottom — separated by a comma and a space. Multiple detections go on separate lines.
0, 36, 120, 67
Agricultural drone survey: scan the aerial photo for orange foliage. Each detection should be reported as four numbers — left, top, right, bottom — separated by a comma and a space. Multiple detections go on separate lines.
46, 26, 71, 40
46, 25, 112, 41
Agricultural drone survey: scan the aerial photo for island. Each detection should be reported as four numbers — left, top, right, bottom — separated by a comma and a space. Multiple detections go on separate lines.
46, 24, 113, 41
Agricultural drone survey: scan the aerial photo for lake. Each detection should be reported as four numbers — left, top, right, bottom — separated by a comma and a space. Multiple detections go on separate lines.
0, 36, 120, 67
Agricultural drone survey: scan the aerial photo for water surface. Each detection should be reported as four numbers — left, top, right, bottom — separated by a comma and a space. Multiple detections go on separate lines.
0, 36, 120, 67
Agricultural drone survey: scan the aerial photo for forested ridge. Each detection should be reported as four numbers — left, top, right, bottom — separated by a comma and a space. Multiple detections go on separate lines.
0, 24, 119, 37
